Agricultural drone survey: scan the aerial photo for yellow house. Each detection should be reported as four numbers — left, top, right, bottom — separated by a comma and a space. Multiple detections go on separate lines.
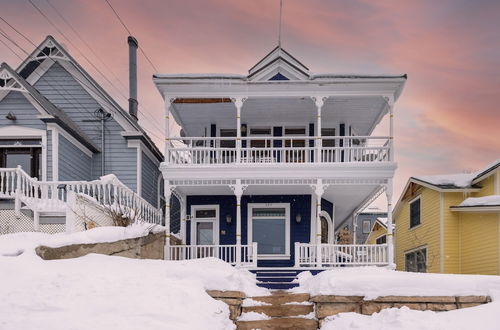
365, 217, 388, 245
393, 159, 500, 275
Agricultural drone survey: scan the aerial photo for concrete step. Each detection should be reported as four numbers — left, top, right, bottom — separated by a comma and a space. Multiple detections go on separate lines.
257, 282, 299, 290
256, 276, 297, 282
236, 318, 318, 330
242, 304, 313, 317
251, 293, 310, 305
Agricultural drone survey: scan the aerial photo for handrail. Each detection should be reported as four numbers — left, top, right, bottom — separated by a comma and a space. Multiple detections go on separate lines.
0, 167, 164, 226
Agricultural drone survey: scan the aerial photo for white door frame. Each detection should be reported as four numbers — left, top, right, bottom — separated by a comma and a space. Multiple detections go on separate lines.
247, 202, 290, 260
190, 204, 219, 245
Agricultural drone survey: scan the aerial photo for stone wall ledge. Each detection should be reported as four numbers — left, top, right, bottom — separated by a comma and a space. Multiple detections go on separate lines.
206, 290, 246, 321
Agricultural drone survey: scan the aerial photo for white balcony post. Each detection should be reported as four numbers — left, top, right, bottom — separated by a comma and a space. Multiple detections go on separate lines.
385, 179, 395, 268
233, 97, 246, 164
165, 98, 175, 163
164, 180, 172, 260
312, 96, 326, 163
294, 242, 300, 267
14, 165, 21, 218
387, 96, 394, 161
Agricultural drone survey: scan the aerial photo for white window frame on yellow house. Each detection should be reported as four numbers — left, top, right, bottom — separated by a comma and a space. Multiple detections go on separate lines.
375, 233, 387, 245
404, 245, 427, 273
409, 195, 422, 230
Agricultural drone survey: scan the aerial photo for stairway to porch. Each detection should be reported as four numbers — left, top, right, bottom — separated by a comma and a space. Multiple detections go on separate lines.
237, 291, 318, 330
250, 268, 324, 290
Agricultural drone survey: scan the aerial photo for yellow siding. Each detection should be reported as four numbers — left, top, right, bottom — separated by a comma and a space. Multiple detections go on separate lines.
395, 188, 441, 273
475, 174, 495, 197
442, 193, 462, 273
365, 224, 387, 245
459, 212, 499, 275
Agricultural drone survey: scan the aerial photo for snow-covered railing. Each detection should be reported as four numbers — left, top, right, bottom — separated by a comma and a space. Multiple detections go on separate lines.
166, 136, 391, 165
295, 242, 388, 267
0, 167, 163, 227
167, 243, 257, 267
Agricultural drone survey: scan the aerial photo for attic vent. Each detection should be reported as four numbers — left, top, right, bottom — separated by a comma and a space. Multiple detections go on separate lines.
269, 72, 289, 81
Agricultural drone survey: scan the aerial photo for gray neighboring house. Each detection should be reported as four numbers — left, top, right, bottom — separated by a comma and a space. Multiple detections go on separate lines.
356, 208, 387, 244
0, 36, 164, 209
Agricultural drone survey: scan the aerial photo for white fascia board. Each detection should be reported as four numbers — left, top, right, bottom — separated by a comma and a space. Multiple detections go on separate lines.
24, 58, 56, 86
46, 122, 93, 157
0, 125, 46, 138
449, 206, 500, 212
160, 162, 397, 181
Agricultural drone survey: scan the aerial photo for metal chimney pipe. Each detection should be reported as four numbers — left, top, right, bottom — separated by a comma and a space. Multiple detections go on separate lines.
128, 36, 138, 120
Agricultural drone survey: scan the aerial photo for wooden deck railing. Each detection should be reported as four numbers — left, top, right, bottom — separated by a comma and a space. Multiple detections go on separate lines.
295, 242, 388, 267
0, 167, 163, 228
167, 243, 258, 267
166, 136, 391, 165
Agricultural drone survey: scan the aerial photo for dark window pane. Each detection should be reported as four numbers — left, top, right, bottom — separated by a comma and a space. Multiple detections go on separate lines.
249, 128, 271, 135
410, 198, 421, 228
252, 208, 286, 217
284, 128, 306, 135
376, 235, 387, 244
196, 222, 214, 245
253, 218, 285, 254
195, 209, 216, 219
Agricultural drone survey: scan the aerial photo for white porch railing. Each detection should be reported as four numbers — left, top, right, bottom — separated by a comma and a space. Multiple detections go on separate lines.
166, 136, 390, 165
167, 243, 258, 267
0, 167, 163, 227
295, 243, 388, 267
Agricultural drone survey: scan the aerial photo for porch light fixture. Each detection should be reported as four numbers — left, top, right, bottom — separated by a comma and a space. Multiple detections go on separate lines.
226, 214, 232, 224
5, 112, 16, 121
295, 213, 302, 224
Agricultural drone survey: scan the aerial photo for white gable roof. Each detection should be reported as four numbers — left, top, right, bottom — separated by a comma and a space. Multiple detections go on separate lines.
247, 46, 310, 81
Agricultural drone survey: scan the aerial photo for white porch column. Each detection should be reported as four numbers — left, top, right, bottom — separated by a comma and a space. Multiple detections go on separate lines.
233, 97, 246, 163
179, 194, 187, 244
164, 180, 173, 260
313, 179, 326, 267
386, 96, 395, 162
312, 96, 326, 163
230, 179, 247, 267
385, 179, 395, 268
352, 212, 359, 245
165, 98, 174, 163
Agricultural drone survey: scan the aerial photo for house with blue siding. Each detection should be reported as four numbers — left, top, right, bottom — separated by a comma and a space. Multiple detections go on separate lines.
154, 46, 407, 286
0, 36, 164, 229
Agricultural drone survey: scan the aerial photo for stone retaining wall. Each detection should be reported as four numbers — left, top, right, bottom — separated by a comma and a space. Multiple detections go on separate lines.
206, 290, 246, 321
312, 295, 492, 325
36, 232, 166, 260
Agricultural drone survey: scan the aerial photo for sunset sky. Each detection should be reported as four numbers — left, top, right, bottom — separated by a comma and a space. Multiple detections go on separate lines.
1, 0, 499, 202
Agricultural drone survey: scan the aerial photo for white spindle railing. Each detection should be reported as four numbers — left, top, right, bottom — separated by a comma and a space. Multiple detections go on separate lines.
0, 167, 163, 225
295, 243, 388, 267
168, 243, 258, 267
166, 136, 391, 165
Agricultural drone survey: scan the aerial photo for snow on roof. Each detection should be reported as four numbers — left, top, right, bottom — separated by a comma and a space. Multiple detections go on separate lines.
458, 195, 500, 207
413, 159, 500, 189
377, 217, 388, 226
310, 73, 407, 80
153, 73, 246, 79
414, 173, 476, 188
360, 206, 386, 214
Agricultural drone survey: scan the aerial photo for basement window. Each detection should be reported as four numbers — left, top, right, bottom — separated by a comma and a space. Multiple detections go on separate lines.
405, 248, 427, 273
409, 197, 421, 228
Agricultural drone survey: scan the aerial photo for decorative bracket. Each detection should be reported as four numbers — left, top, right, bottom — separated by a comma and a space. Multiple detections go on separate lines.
311, 95, 328, 109
0, 67, 28, 93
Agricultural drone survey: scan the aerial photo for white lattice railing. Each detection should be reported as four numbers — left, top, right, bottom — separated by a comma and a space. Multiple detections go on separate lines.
166, 136, 391, 165
0, 167, 163, 228
295, 242, 388, 267
167, 243, 258, 267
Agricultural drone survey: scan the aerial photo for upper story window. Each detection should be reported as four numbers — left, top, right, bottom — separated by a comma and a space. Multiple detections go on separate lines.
284, 127, 306, 147
321, 128, 336, 147
249, 127, 271, 148
219, 129, 236, 148
362, 220, 371, 234
409, 197, 421, 228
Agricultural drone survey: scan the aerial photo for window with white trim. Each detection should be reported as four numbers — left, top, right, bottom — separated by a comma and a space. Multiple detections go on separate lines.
362, 220, 371, 234
405, 248, 427, 273
249, 204, 290, 258
410, 197, 421, 228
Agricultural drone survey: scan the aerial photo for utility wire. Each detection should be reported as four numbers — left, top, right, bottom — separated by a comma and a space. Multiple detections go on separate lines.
23, 2, 165, 140
102, 0, 159, 72
43, 0, 165, 136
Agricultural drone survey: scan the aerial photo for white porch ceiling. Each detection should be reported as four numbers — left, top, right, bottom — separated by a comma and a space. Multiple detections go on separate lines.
172, 96, 387, 137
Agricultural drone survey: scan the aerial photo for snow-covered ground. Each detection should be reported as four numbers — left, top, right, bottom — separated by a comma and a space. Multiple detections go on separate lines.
0, 229, 266, 330
293, 267, 500, 330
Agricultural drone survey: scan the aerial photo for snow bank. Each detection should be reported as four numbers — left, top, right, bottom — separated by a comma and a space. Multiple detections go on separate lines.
0, 223, 165, 257
293, 267, 500, 300
458, 195, 500, 207
321, 304, 500, 330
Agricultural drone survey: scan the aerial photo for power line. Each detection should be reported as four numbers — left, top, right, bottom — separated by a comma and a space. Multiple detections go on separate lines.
102, 0, 159, 72
31, 0, 165, 137
24, 1, 165, 139
0, 32, 23, 59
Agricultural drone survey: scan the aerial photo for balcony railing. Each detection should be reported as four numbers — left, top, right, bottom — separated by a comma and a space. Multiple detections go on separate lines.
295, 243, 389, 267
167, 243, 258, 267
166, 136, 391, 165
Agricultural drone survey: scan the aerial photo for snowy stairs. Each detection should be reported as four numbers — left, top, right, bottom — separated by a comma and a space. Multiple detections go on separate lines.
251, 269, 324, 290
236, 291, 318, 330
